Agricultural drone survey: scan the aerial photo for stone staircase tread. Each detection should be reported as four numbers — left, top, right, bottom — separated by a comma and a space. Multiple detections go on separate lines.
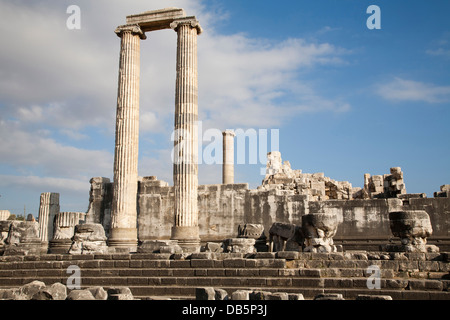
0, 276, 447, 291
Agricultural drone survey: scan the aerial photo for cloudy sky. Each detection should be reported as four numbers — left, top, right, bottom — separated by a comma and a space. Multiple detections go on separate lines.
0, 0, 449, 216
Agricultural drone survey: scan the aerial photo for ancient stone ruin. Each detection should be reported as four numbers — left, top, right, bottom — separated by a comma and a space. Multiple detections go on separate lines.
0, 8, 448, 301
302, 212, 339, 253
385, 210, 439, 253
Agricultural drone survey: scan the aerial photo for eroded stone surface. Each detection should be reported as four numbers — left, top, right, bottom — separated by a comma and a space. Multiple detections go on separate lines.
223, 238, 256, 254
269, 222, 303, 252
386, 210, 439, 253
69, 223, 108, 254
302, 212, 339, 253
3, 221, 46, 256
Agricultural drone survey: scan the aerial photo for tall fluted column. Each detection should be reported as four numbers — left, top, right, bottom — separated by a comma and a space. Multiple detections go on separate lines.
222, 130, 235, 184
109, 25, 146, 252
170, 18, 202, 252
38, 192, 60, 242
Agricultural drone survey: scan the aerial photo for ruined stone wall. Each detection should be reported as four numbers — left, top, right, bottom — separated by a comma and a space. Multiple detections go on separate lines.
137, 176, 173, 241
259, 152, 354, 201
86, 176, 450, 250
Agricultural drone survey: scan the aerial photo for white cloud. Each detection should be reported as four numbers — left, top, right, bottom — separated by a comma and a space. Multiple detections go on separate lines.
377, 77, 450, 103
0, 120, 113, 179
198, 34, 351, 130
426, 48, 450, 58
0, 0, 351, 133
59, 128, 89, 141
426, 33, 450, 58
0, 174, 89, 194
140, 111, 164, 133
138, 149, 173, 183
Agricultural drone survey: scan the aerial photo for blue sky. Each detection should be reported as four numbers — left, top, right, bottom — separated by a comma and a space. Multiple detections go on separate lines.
0, 0, 449, 216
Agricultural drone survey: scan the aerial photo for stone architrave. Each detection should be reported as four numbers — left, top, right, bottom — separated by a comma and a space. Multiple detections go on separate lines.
170, 17, 202, 252
222, 130, 235, 184
109, 24, 146, 252
38, 193, 60, 243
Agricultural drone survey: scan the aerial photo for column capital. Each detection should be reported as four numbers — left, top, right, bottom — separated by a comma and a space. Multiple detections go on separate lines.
115, 24, 147, 40
223, 129, 236, 137
170, 16, 202, 35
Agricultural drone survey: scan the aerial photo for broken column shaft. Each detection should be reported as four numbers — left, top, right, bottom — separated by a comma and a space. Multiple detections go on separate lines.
38, 192, 60, 243
222, 130, 235, 184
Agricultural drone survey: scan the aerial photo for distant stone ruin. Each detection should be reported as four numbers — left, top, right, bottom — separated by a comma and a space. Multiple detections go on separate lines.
260, 151, 354, 201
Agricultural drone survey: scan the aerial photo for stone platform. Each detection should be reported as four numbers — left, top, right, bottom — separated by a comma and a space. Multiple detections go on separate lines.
0, 251, 448, 300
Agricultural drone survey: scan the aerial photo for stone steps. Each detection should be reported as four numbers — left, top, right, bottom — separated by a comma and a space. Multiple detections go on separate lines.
1, 266, 448, 279
0, 266, 448, 280
2, 277, 449, 300
0, 252, 448, 300
0, 275, 448, 290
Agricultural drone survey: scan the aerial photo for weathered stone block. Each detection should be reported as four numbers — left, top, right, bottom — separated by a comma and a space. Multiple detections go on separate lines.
356, 294, 392, 300
66, 289, 96, 300
18, 280, 46, 300
288, 293, 305, 300
107, 287, 134, 300
69, 223, 108, 255
204, 242, 223, 253
196, 287, 216, 300
276, 251, 299, 260
3, 221, 46, 256
138, 240, 179, 253
388, 211, 439, 253
223, 238, 256, 254
214, 288, 229, 300
385, 279, 409, 289
268, 222, 303, 252
439, 261, 450, 272
408, 279, 443, 291
314, 293, 345, 300
33, 283, 68, 300
231, 290, 250, 300
249, 290, 270, 300
190, 259, 215, 268
266, 292, 289, 300
418, 261, 440, 272
223, 258, 246, 268
302, 212, 339, 253
160, 244, 183, 254
298, 268, 321, 277
191, 252, 213, 259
